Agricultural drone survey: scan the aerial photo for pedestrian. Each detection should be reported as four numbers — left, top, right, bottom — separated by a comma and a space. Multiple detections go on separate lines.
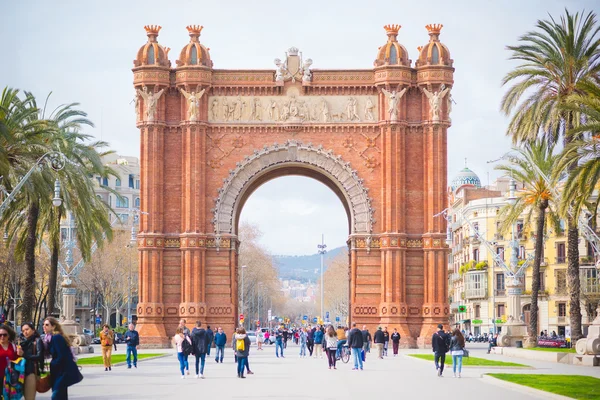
373, 326, 385, 359
43, 317, 83, 399
256, 328, 263, 351
383, 327, 390, 356
234, 327, 251, 378
99, 324, 114, 371
314, 325, 324, 359
450, 328, 466, 378
391, 328, 401, 356
306, 326, 314, 356
205, 325, 214, 357
264, 330, 270, 345
191, 321, 208, 378
179, 319, 190, 336
214, 327, 227, 363
361, 325, 371, 359
275, 326, 284, 358
124, 323, 139, 369
0, 324, 18, 396
174, 327, 192, 379
299, 327, 307, 357
18, 322, 44, 400
487, 332, 498, 354
432, 323, 450, 377
324, 325, 338, 370
348, 323, 364, 370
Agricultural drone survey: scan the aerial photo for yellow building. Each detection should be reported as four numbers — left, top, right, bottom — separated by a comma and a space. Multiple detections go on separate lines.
448, 168, 599, 338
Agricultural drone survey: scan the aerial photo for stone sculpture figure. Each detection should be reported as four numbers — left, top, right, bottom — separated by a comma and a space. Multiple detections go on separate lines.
321, 99, 330, 122
210, 98, 219, 120
364, 97, 375, 121
346, 97, 360, 121
274, 58, 285, 82
422, 84, 450, 122
302, 58, 313, 82
222, 98, 231, 121
299, 101, 310, 121
251, 97, 262, 121
134, 89, 141, 121
289, 96, 299, 118
179, 87, 206, 121
269, 100, 278, 121
381, 87, 407, 122
446, 90, 454, 123
137, 86, 164, 122
281, 100, 290, 121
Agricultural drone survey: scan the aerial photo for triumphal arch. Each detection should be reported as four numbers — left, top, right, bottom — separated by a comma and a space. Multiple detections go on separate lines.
133, 23, 453, 347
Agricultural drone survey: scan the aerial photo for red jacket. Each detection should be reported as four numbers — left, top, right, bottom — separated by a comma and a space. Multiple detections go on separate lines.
0, 343, 17, 384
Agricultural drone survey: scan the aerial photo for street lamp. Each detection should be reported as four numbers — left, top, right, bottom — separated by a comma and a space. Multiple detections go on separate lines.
241, 265, 247, 326
52, 179, 62, 207
317, 234, 327, 322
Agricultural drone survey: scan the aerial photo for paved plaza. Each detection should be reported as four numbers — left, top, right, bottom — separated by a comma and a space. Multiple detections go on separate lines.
34, 343, 600, 399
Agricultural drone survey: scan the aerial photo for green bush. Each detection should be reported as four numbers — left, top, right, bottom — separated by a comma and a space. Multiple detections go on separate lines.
475, 261, 488, 270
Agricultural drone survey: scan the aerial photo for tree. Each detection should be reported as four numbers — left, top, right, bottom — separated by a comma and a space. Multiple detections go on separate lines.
501, 9, 600, 341
496, 140, 560, 343
318, 248, 349, 323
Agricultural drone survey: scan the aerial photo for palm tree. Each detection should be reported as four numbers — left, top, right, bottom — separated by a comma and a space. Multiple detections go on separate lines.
496, 140, 560, 343
501, 9, 600, 341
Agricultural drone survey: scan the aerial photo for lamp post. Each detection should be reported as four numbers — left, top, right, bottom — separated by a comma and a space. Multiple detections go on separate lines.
317, 235, 327, 322
241, 265, 247, 327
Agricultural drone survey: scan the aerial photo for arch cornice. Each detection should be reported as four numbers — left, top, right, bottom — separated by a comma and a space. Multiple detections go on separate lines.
212, 140, 375, 236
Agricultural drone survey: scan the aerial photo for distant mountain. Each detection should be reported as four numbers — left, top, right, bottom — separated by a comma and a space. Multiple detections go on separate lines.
273, 246, 346, 282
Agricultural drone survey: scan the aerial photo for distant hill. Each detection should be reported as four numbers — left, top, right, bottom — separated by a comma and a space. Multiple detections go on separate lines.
274, 246, 346, 282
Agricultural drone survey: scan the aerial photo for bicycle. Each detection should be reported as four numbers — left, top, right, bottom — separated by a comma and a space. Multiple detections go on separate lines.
336, 344, 350, 364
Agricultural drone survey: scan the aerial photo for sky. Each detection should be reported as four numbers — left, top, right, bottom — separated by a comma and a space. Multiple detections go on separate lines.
3, 0, 595, 255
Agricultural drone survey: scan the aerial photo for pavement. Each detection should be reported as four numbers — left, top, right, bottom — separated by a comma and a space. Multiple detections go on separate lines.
35, 343, 600, 399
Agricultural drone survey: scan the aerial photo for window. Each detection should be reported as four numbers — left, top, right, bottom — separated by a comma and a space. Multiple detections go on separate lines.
474, 304, 481, 318
431, 44, 439, 64
191, 46, 198, 65
109, 195, 112, 207
389, 45, 398, 64
496, 273, 505, 290
497, 304, 505, 318
473, 248, 479, 262
516, 220, 524, 239
116, 196, 129, 208
135, 180, 140, 189
556, 243, 566, 263
496, 246, 505, 261
473, 222, 479, 233
115, 178, 121, 187
129, 174, 134, 188
558, 303, 567, 317
102, 177, 108, 186
135, 197, 140, 208
147, 45, 155, 65
96, 176, 101, 185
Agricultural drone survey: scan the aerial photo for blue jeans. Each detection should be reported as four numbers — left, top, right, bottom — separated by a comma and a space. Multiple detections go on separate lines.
207, 341, 212, 356
299, 343, 307, 356
195, 353, 206, 375
237, 356, 247, 376
177, 352, 187, 375
351, 347, 363, 369
336, 340, 347, 358
215, 345, 225, 362
434, 352, 446, 374
126, 345, 137, 367
452, 354, 463, 374
276, 341, 284, 357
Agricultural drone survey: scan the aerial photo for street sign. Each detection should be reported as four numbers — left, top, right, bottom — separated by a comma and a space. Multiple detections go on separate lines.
303, 315, 308, 321
312, 317, 317, 323
335, 316, 340, 322
458, 305, 467, 313
325, 311, 330, 320
95, 317, 101, 324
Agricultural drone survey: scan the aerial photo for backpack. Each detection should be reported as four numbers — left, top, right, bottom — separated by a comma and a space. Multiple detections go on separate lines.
3, 356, 26, 400
236, 338, 245, 352
181, 337, 193, 356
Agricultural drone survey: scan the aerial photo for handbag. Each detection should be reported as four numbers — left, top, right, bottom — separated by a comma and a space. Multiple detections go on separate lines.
36, 375, 51, 393
463, 348, 470, 358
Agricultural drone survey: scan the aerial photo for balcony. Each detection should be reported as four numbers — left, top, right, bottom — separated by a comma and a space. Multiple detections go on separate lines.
557, 316, 567, 325
464, 271, 488, 299
494, 233, 504, 241
465, 286, 488, 299
556, 256, 566, 264
494, 289, 506, 296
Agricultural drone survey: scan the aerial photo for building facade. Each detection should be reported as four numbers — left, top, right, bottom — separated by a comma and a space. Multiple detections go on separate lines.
448, 168, 599, 338
133, 23, 454, 347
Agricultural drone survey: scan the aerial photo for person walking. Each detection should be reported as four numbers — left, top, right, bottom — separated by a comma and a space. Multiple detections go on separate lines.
306, 326, 314, 356
99, 324, 114, 371
299, 328, 307, 357
373, 327, 385, 359
275, 326, 284, 358
450, 328, 466, 378
191, 321, 208, 378
348, 323, 364, 370
18, 322, 44, 400
0, 324, 18, 396
432, 324, 450, 377
178, 319, 190, 337
124, 323, 139, 369
391, 328, 401, 356
313, 325, 324, 359
43, 317, 83, 399
205, 325, 214, 357
174, 327, 192, 379
324, 325, 338, 370
256, 328, 263, 351
234, 328, 251, 378
214, 327, 227, 363
361, 325, 371, 360
383, 327, 390, 356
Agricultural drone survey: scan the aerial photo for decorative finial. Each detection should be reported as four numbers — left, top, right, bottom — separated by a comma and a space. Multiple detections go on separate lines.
425, 24, 443, 37
186, 25, 204, 38
144, 25, 162, 38
417, 46, 423, 53
464, 157, 468, 168
288, 47, 299, 56
384, 24, 401, 40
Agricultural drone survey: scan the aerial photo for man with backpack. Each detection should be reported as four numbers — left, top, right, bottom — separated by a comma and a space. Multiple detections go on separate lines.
191, 321, 209, 378
432, 323, 450, 377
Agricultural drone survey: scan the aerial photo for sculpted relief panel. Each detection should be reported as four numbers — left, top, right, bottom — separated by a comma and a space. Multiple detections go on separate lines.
207, 95, 379, 123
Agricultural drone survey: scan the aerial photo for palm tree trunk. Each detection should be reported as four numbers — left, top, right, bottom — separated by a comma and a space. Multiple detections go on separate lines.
567, 217, 582, 340
530, 201, 547, 343
47, 208, 62, 316
21, 200, 40, 324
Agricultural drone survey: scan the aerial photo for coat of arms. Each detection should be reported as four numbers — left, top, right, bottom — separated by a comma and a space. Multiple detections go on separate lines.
274, 47, 313, 83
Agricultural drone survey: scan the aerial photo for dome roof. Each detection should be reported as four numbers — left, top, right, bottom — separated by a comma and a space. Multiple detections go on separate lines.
416, 24, 453, 67
134, 25, 171, 68
451, 167, 481, 191
374, 25, 410, 67
176, 25, 213, 68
